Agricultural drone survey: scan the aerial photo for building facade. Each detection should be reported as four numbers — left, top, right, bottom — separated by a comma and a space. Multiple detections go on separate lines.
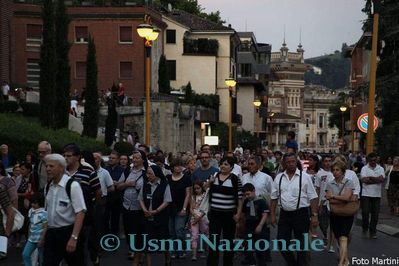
10, 2, 166, 103
162, 10, 239, 124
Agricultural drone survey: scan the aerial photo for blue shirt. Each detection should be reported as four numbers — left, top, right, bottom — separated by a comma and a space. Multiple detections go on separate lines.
192, 166, 219, 183
28, 207, 47, 243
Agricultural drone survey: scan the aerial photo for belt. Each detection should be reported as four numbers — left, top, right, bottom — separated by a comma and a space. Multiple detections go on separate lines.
280, 207, 309, 213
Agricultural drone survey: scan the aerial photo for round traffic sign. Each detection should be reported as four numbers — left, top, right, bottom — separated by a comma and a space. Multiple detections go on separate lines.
357, 113, 379, 133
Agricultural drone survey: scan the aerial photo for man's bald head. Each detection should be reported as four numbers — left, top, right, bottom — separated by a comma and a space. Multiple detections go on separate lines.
38, 141, 52, 160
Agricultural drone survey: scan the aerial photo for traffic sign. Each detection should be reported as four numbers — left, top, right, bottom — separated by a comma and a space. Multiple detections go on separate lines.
357, 113, 379, 133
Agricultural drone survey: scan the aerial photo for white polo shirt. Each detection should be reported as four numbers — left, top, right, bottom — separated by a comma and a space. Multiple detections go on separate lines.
45, 174, 87, 228
241, 170, 273, 197
271, 169, 318, 211
361, 164, 385, 198
97, 167, 114, 197
314, 168, 334, 205
344, 169, 361, 197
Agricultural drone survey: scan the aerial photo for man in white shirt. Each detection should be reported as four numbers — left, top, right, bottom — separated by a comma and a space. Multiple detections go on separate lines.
360, 152, 385, 239
270, 153, 318, 266
43, 154, 86, 266
314, 155, 334, 246
1, 81, 10, 101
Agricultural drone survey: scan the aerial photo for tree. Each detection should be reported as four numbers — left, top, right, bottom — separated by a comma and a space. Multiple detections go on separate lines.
54, 0, 71, 129
158, 55, 171, 94
39, 0, 57, 128
104, 96, 118, 147
82, 36, 99, 138
328, 103, 350, 137
372, 0, 399, 156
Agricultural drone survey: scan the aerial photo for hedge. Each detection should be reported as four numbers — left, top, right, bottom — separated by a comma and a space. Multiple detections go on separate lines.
0, 101, 19, 113
21, 102, 41, 117
0, 113, 110, 161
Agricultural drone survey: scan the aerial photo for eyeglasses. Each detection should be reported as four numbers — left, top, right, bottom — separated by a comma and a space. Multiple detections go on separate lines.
201, 157, 210, 159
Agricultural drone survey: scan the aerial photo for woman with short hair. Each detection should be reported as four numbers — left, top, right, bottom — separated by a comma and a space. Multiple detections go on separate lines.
325, 160, 355, 266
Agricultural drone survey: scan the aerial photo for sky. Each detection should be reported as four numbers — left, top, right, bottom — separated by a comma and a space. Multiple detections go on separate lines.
199, 0, 367, 58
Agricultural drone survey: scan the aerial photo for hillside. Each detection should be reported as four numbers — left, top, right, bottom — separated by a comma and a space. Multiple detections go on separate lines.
304, 48, 351, 90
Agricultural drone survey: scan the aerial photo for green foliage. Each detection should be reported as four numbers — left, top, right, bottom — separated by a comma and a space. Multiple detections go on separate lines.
54, 0, 71, 129
181, 82, 219, 110
0, 113, 109, 161
376, 122, 399, 158
183, 38, 219, 55
39, 0, 57, 127
113, 141, 134, 155
0, 101, 19, 113
82, 36, 99, 138
201, 11, 225, 25
158, 55, 171, 94
210, 122, 259, 151
20, 102, 41, 117
236, 130, 260, 151
305, 50, 350, 90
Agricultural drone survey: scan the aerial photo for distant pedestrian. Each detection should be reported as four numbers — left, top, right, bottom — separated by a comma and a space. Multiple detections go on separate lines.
386, 156, 399, 216
1, 81, 10, 101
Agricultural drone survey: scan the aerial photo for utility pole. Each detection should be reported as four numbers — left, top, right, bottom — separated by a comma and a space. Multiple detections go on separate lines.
366, 0, 381, 154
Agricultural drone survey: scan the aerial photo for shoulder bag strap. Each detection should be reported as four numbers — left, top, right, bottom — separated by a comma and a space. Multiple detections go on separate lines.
296, 170, 302, 210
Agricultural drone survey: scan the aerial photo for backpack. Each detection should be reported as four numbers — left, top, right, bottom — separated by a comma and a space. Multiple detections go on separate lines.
44, 178, 75, 201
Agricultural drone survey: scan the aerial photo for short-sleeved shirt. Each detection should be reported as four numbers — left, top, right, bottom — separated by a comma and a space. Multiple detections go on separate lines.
119, 167, 145, 210
96, 167, 114, 197
241, 171, 273, 197
325, 177, 355, 197
68, 165, 101, 205
344, 170, 360, 196
271, 169, 318, 211
0, 185, 11, 210
28, 207, 47, 243
243, 197, 269, 228
105, 165, 124, 182
314, 169, 334, 205
192, 166, 219, 183
167, 174, 192, 211
138, 179, 172, 210
0, 176, 17, 204
45, 174, 87, 228
360, 164, 385, 198
209, 173, 243, 212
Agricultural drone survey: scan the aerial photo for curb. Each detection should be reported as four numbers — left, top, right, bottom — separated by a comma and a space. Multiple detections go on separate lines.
355, 213, 399, 238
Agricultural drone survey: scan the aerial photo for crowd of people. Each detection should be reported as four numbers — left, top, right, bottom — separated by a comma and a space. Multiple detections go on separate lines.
0, 133, 397, 266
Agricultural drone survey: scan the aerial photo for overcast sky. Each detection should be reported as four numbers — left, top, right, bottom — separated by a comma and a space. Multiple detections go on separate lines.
200, 0, 367, 58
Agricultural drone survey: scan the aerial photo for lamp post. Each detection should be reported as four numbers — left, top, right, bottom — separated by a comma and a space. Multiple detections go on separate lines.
269, 111, 275, 148
137, 19, 160, 146
340, 106, 347, 138
225, 78, 236, 151
253, 98, 261, 139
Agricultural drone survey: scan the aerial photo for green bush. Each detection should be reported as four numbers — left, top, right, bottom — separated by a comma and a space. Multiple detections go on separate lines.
21, 102, 41, 117
0, 113, 110, 161
113, 141, 134, 155
0, 101, 19, 113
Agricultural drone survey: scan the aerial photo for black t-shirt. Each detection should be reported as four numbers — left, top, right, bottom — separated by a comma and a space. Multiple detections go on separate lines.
389, 171, 399, 185
243, 197, 269, 228
167, 173, 192, 211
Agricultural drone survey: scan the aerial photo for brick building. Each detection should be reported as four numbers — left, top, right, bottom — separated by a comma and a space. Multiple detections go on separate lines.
8, 2, 166, 103
0, 0, 13, 83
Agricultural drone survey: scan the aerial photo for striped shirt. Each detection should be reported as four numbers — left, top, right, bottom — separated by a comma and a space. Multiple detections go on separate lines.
28, 207, 47, 243
210, 173, 243, 212
68, 165, 100, 205
0, 185, 11, 209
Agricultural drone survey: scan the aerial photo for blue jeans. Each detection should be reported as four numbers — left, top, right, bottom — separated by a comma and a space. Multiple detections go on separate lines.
169, 214, 187, 255
22, 240, 43, 266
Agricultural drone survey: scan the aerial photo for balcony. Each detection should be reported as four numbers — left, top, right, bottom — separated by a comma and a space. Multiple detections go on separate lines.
183, 38, 219, 56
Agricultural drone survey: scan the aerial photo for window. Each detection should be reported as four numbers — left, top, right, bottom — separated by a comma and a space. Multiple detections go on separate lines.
166, 60, 176, 80
319, 115, 324, 128
319, 134, 325, 146
120, 62, 133, 79
119, 26, 132, 43
240, 64, 252, 77
166, 30, 176, 44
27, 24, 42, 39
306, 118, 309, 128
75, 26, 88, 43
306, 135, 309, 146
76, 62, 86, 79
27, 59, 40, 89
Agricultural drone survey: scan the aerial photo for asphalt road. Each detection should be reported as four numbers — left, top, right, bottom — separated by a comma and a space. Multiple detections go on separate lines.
4, 222, 399, 266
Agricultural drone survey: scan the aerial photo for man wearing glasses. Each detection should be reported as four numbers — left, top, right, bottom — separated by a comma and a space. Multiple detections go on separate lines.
192, 151, 218, 183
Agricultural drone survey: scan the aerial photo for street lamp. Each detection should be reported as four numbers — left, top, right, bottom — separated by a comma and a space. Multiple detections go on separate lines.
253, 98, 261, 138
137, 18, 159, 146
340, 106, 347, 138
225, 78, 236, 151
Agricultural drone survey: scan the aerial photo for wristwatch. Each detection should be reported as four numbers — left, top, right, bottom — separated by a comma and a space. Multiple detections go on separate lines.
312, 213, 318, 217
71, 234, 78, 241
183, 208, 187, 211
